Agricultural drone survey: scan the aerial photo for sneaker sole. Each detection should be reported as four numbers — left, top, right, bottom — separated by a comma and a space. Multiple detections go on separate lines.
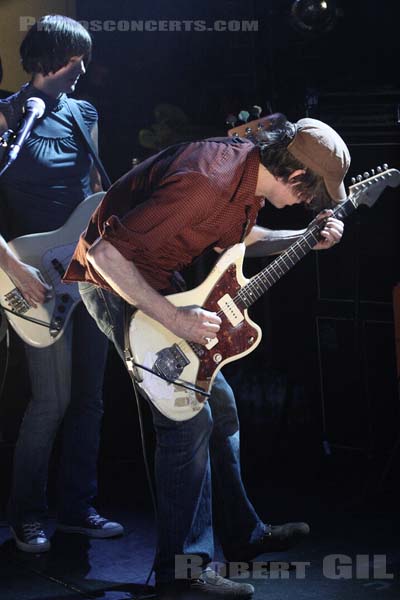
10, 527, 51, 553
56, 524, 124, 538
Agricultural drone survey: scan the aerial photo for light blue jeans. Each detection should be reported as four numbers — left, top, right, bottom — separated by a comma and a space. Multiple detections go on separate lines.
79, 283, 266, 583
7, 302, 109, 525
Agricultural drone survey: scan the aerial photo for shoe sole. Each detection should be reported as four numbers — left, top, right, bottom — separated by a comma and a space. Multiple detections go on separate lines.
224, 531, 308, 561
56, 524, 124, 538
10, 527, 51, 553
191, 589, 253, 598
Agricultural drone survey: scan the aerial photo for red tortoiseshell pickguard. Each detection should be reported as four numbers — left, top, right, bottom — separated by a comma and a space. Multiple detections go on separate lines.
195, 264, 260, 395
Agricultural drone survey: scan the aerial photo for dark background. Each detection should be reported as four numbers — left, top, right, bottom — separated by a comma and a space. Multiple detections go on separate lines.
1, 0, 400, 509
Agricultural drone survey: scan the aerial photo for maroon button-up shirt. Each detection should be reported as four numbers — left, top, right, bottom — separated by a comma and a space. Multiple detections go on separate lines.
65, 137, 263, 292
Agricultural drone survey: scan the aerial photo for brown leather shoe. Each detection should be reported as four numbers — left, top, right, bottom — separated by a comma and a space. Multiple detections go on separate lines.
224, 522, 310, 562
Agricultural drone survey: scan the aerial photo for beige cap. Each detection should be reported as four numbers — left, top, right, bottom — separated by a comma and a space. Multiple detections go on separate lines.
288, 118, 350, 201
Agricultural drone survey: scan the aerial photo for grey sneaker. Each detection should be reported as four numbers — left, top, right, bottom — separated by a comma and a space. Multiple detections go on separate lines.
157, 568, 255, 598
190, 568, 254, 597
10, 522, 51, 553
57, 514, 124, 538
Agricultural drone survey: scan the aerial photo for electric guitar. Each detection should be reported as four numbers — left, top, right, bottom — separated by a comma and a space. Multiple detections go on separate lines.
0, 191, 105, 347
129, 166, 400, 421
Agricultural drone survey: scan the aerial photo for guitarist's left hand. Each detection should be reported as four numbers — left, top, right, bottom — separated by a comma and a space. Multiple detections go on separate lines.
312, 209, 344, 250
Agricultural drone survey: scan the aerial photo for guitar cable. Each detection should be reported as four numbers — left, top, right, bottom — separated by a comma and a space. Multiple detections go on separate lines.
0, 327, 10, 428
1, 306, 210, 396
125, 358, 211, 398
122, 302, 211, 593
122, 304, 159, 591
0, 304, 61, 330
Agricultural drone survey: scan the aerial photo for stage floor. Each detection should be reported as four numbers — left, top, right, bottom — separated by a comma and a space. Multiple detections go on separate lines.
1, 475, 399, 600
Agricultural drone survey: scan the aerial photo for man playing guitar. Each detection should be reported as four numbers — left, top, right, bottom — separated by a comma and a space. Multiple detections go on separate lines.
65, 114, 348, 598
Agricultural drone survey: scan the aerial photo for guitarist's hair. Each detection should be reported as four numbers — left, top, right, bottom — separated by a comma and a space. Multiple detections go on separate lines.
256, 115, 333, 211
20, 15, 92, 76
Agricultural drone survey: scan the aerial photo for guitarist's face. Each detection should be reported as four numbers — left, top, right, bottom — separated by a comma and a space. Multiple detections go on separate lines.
265, 169, 311, 209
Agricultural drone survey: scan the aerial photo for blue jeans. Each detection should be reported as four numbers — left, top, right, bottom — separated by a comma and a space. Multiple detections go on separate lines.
7, 302, 109, 525
79, 283, 265, 583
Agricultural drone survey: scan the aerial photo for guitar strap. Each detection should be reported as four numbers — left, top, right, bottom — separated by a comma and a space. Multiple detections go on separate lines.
65, 98, 112, 190
123, 301, 136, 374
240, 207, 251, 243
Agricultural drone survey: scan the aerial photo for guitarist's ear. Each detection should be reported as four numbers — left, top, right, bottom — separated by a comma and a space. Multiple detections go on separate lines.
288, 169, 306, 183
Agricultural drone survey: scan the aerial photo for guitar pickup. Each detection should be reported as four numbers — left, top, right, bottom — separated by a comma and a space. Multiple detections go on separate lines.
51, 258, 65, 277
217, 294, 244, 326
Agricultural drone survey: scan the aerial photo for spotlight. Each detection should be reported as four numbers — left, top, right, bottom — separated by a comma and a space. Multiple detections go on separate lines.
290, 0, 338, 34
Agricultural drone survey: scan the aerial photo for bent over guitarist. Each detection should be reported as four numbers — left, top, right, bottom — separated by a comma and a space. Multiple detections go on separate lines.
0, 15, 123, 553
65, 115, 350, 598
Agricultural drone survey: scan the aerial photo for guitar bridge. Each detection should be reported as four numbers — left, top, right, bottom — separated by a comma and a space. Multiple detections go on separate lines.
5, 289, 30, 313
153, 344, 190, 382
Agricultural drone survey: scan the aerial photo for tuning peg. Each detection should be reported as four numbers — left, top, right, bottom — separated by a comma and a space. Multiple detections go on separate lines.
225, 113, 237, 128
363, 172, 370, 179
383, 163, 389, 170
356, 174, 363, 182
370, 168, 375, 175
351, 177, 356, 184
376, 166, 382, 173
249, 105, 262, 119
238, 110, 250, 123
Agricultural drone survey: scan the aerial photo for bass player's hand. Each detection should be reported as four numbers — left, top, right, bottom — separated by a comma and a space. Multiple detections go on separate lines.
8, 261, 52, 308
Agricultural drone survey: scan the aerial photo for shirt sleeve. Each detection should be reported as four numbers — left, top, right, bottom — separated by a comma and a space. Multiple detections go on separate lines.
74, 99, 98, 132
100, 170, 218, 261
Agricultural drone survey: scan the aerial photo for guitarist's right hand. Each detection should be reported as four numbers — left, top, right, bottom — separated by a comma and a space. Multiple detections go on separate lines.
8, 261, 52, 308
171, 306, 221, 345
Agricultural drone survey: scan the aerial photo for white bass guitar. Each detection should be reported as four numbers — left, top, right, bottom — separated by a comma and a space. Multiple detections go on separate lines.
0, 191, 105, 347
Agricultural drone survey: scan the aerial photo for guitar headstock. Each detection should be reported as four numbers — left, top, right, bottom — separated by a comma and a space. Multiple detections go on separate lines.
227, 108, 285, 143
348, 165, 400, 208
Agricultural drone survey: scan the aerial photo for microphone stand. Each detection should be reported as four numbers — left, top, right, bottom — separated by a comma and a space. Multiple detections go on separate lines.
0, 128, 17, 178
0, 96, 46, 177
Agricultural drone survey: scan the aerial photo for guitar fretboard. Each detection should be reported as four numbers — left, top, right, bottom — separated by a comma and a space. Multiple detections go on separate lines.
237, 195, 358, 308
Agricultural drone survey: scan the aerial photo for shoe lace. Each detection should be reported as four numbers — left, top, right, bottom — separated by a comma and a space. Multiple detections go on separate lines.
87, 514, 106, 526
196, 568, 227, 586
22, 522, 46, 541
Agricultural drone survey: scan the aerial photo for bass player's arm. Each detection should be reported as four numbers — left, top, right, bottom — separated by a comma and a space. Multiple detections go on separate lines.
0, 234, 50, 307
0, 111, 50, 307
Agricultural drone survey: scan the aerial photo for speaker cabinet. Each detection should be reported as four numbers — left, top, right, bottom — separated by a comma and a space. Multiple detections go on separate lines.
316, 313, 398, 455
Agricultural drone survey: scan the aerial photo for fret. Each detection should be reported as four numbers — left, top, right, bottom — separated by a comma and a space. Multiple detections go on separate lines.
232, 172, 398, 310
225, 170, 398, 326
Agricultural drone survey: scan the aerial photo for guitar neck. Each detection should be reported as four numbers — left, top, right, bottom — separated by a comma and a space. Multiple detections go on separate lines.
238, 196, 358, 308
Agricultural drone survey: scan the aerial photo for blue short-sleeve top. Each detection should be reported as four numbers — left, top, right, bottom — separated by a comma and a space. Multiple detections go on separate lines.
0, 83, 97, 237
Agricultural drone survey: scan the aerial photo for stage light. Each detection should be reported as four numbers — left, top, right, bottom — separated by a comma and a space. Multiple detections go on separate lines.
290, 0, 338, 34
